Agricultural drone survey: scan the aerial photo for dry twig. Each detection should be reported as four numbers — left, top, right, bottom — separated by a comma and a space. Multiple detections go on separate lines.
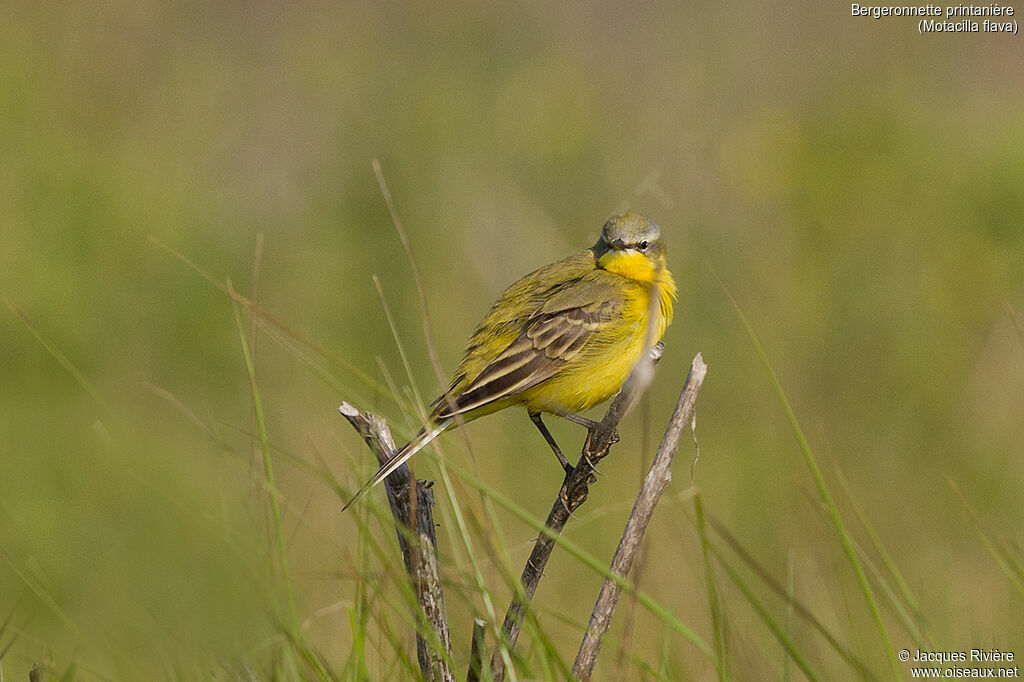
489, 343, 671, 680
338, 402, 454, 682
572, 353, 707, 680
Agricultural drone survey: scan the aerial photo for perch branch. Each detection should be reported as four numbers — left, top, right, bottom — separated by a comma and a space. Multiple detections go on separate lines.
489, 342, 666, 680
338, 402, 454, 682
571, 353, 707, 680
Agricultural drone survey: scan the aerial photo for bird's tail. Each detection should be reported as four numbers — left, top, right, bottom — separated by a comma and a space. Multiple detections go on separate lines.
342, 418, 454, 512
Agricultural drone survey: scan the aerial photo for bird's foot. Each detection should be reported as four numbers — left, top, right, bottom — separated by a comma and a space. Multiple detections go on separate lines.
581, 457, 604, 477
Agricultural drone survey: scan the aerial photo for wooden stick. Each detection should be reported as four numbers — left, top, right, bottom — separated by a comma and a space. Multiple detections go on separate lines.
489, 343, 667, 680
338, 403, 455, 682
571, 353, 707, 680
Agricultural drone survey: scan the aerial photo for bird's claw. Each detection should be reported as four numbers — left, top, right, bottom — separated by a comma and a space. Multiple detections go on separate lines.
582, 457, 605, 477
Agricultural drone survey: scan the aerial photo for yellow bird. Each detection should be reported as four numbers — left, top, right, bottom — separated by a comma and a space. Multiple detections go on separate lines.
344, 213, 676, 510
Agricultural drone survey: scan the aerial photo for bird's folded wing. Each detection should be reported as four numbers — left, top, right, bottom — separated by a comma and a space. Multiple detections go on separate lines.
434, 281, 622, 418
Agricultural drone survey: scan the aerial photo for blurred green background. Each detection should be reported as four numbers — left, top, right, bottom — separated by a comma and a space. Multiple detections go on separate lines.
2, 0, 1022, 679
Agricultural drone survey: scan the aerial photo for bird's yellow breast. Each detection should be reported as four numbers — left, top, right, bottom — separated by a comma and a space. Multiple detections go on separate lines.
597, 249, 658, 282
596, 248, 676, 338
519, 265, 676, 416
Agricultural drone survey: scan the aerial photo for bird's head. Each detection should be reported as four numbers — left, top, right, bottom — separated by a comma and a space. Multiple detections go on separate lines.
593, 213, 668, 283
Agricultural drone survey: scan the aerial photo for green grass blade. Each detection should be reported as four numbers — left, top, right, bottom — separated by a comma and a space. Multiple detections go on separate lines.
0, 550, 82, 642
848, 534, 928, 650
230, 282, 298, 631
702, 509, 874, 678
949, 478, 1024, 598
717, 275, 900, 678
1006, 302, 1024, 350
56, 664, 77, 682
694, 493, 729, 680
5, 300, 114, 415
783, 549, 795, 682
714, 551, 821, 682
833, 463, 934, 647
439, 457, 715, 661
149, 237, 393, 400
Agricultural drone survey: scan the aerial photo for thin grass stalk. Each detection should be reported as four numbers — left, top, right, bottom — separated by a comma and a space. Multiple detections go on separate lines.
695, 493, 729, 681
149, 237, 393, 400
372, 162, 528, 673
5, 301, 114, 415
949, 478, 1024, 598
231, 284, 298, 631
783, 550, 796, 682
0, 550, 81, 642
437, 444, 714, 659
716, 273, 900, 679
832, 463, 931, 640
715, 552, 821, 682
249, 234, 265, 494
700, 478, 876, 673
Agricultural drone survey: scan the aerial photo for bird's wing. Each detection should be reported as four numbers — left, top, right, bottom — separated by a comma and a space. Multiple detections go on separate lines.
434, 279, 623, 418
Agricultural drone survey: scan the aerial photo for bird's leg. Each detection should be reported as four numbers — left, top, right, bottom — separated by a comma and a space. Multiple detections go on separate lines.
529, 412, 573, 475
559, 413, 619, 445
560, 413, 600, 430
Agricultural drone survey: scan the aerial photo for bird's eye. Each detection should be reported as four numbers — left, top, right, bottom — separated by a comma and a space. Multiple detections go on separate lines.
638, 240, 649, 251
